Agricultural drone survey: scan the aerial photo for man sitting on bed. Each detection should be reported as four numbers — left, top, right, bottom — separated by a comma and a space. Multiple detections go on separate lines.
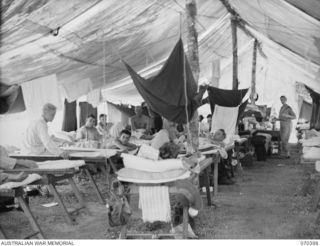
76, 114, 102, 142
130, 106, 151, 134
108, 129, 138, 152
22, 103, 69, 158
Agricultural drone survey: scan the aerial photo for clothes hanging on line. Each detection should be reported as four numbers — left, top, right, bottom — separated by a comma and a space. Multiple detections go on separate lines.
62, 99, 77, 132
207, 86, 249, 126
0, 83, 25, 114
21, 74, 62, 116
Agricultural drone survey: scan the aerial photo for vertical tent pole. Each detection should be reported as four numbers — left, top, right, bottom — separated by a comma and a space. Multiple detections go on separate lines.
231, 15, 238, 90
185, 0, 200, 153
250, 39, 258, 104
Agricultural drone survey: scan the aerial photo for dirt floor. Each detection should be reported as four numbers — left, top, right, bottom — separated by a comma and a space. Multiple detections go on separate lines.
1, 144, 320, 239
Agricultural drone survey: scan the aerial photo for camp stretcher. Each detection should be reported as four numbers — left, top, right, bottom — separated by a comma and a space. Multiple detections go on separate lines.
10, 149, 118, 205
1, 160, 88, 228
116, 156, 217, 239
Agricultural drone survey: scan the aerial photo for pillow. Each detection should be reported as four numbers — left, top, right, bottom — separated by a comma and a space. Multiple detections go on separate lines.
303, 147, 320, 160
117, 168, 190, 183
121, 153, 184, 172
137, 145, 159, 160
301, 137, 320, 147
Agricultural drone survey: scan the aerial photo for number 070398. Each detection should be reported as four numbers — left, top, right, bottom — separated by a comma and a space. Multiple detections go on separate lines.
300, 241, 319, 246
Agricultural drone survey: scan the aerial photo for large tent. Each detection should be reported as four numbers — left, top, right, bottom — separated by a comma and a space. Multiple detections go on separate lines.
1, 0, 320, 145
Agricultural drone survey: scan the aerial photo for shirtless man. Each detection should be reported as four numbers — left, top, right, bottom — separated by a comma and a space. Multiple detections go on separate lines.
108, 129, 138, 152
130, 106, 151, 133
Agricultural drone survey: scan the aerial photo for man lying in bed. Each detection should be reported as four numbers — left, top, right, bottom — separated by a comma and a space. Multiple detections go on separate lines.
107, 129, 138, 152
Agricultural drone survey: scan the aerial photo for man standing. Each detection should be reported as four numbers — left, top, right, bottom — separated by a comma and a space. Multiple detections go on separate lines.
276, 96, 296, 158
22, 103, 68, 158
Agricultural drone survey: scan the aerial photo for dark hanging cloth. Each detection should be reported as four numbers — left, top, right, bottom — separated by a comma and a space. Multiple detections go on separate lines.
143, 104, 163, 133
207, 86, 249, 124
62, 99, 77, 132
298, 100, 312, 122
123, 39, 198, 124
237, 100, 248, 121
306, 86, 320, 130
0, 83, 26, 114
79, 102, 97, 127
108, 101, 135, 117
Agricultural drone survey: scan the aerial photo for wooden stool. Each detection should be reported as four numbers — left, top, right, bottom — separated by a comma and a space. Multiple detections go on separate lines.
0, 187, 45, 239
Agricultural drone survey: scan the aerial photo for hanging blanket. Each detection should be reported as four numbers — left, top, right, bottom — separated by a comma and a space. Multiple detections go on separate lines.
207, 86, 248, 135
306, 86, 320, 130
0, 83, 26, 114
207, 86, 248, 113
123, 39, 199, 124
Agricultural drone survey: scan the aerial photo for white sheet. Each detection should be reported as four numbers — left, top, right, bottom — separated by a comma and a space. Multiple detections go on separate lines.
0, 174, 42, 190
21, 74, 62, 116
69, 152, 104, 158
139, 185, 171, 222
36, 160, 85, 169
316, 161, 320, 172
117, 168, 190, 183
301, 136, 320, 147
60, 78, 92, 102
200, 148, 228, 159
87, 88, 103, 108
303, 147, 320, 160
151, 129, 170, 149
121, 153, 184, 172
211, 105, 239, 138
62, 147, 118, 157
137, 145, 159, 160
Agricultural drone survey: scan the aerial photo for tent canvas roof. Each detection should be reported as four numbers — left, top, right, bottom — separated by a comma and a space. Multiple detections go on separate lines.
1, 0, 320, 105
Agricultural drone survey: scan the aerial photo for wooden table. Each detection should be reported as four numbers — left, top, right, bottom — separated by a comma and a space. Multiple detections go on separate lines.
0, 187, 45, 239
